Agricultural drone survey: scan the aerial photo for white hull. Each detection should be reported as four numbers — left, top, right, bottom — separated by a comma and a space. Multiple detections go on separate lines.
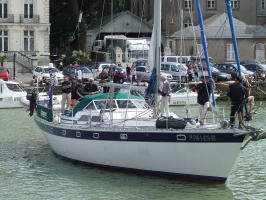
35, 117, 246, 183
19, 94, 62, 111
0, 79, 27, 108
0, 98, 24, 108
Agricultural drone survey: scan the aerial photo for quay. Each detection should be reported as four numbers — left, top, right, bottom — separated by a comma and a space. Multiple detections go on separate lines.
15, 73, 266, 101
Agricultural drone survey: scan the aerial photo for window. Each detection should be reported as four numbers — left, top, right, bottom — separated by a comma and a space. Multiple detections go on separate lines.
184, 0, 192, 9
0, 0, 7, 18
196, 44, 203, 56
226, 43, 235, 61
24, 31, 34, 51
0, 30, 8, 51
230, 0, 238, 9
184, 19, 192, 27
262, 0, 266, 9
24, 0, 33, 18
207, 0, 216, 9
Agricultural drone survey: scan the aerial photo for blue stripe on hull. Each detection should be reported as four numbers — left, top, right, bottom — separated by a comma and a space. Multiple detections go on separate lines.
35, 119, 246, 143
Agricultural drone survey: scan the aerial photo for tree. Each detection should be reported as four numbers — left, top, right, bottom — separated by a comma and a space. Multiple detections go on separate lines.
50, 0, 129, 54
0, 54, 8, 66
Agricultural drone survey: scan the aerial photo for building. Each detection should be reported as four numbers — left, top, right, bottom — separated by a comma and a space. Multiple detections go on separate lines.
0, 0, 50, 74
131, 0, 266, 36
86, 11, 152, 52
167, 13, 266, 63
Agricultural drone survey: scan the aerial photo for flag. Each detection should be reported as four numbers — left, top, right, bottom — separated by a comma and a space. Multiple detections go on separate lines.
48, 84, 54, 108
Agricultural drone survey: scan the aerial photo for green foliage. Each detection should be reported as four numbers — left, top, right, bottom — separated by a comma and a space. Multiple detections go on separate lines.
62, 50, 91, 65
0, 54, 8, 65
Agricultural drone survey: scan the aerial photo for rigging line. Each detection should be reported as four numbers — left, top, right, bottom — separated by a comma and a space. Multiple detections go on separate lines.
137, 0, 145, 38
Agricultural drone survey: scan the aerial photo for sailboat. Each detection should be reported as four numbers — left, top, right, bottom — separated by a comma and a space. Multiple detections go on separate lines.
32, 0, 265, 183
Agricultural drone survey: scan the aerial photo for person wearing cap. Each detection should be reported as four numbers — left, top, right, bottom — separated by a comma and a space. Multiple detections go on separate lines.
75, 79, 85, 101
159, 75, 171, 117
70, 76, 77, 107
99, 71, 110, 93
83, 78, 99, 95
61, 75, 71, 111
195, 76, 216, 125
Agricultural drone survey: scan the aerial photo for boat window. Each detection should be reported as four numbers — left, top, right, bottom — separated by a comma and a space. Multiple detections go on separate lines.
84, 102, 96, 110
117, 100, 137, 109
132, 100, 149, 109
94, 100, 117, 110
6, 83, 25, 92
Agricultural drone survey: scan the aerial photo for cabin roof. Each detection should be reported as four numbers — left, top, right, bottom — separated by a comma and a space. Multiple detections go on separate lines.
70, 93, 143, 116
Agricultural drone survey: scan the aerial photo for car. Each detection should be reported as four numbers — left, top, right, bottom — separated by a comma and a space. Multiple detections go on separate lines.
0, 66, 10, 81
161, 62, 187, 82
70, 66, 93, 82
240, 60, 261, 65
242, 63, 266, 77
88, 62, 115, 78
135, 66, 173, 82
33, 66, 64, 82
100, 65, 127, 84
213, 63, 254, 80
210, 66, 232, 82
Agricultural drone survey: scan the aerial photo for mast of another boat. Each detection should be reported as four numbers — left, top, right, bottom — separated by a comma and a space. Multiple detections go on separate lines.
195, 0, 216, 107
154, 0, 161, 110
109, 0, 114, 127
225, 0, 242, 77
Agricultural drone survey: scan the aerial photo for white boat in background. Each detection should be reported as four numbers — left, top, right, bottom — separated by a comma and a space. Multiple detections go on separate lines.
169, 86, 220, 106
19, 92, 62, 111
0, 79, 27, 108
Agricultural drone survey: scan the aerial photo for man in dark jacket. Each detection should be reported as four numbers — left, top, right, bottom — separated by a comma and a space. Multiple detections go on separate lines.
227, 76, 248, 129
195, 76, 216, 125
83, 78, 99, 95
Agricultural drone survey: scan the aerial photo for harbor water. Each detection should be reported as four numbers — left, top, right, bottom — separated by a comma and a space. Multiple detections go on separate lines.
0, 102, 266, 200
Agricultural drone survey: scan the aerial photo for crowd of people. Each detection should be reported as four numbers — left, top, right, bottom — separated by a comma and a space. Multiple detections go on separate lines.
32, 60, 256, 129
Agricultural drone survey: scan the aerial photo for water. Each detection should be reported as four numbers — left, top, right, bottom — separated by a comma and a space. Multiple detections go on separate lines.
0, 102, 266, 200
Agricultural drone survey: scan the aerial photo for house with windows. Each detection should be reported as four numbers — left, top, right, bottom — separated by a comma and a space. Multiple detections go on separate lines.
131, 0, 266, 49
0, 0, 50, 74
167, 13, 266, 63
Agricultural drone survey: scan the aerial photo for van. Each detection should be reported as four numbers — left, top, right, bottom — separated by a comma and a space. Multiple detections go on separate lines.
161, 62, 187, 82
161, 56, 191, 64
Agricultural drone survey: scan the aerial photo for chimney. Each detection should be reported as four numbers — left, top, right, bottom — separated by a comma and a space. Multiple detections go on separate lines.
169, 18, 174, 36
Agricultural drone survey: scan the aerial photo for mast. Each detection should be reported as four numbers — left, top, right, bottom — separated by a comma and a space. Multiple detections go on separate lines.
154, 0, 161, 107
195, 0, 216, 107
225, 0, 242, 77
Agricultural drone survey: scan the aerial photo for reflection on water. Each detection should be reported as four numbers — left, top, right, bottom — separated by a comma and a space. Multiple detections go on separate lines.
0, 102, 265, 199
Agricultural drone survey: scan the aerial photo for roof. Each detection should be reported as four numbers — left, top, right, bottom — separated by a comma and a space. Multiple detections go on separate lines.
70, 93, 143, 116
87, 10, 152, 31
169, 13, 266, 39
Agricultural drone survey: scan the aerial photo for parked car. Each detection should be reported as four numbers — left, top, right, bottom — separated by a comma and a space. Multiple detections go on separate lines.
210, 66, 232, 82
136, 66, 173, 82
161, 62, 187, 82
240, 60, 261, 65
33, 66, 64, 82
213, 63, 254, 80
88, 62, 115, 78
0, 66, 10, 81
70, 66, 93, 82
100, 66, 127, 84
242, 63, 266, 77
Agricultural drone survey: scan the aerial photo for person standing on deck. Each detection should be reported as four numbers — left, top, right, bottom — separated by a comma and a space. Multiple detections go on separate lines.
159, 75, 171, 117
61, 75, 71, 111
195, 76, 216, 125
